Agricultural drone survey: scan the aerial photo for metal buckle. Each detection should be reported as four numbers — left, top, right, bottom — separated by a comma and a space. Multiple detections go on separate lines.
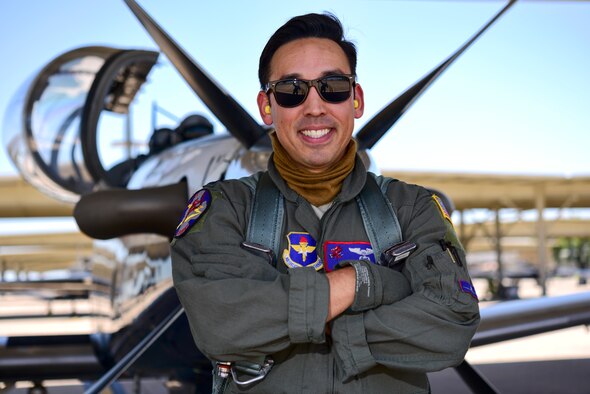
230, 358, 274, 387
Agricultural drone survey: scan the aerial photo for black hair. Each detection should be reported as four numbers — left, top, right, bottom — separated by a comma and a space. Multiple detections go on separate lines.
258, 13, 357, 89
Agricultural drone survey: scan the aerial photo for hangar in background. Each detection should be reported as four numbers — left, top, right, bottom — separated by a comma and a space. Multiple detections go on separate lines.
385, 170, 590, 295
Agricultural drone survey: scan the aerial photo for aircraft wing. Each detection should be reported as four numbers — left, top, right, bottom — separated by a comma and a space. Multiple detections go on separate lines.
474, 291, 590, 348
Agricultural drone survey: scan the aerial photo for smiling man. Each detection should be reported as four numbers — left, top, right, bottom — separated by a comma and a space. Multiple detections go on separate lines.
258, 36, 363, 173
171, 13, 479, 393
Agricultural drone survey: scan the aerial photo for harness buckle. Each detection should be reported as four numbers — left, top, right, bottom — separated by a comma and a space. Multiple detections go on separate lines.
230, 358, 274, 387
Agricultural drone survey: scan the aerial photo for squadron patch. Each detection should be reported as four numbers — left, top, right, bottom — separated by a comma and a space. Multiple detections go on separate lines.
282, 232, 323, 271
323, 241, 375, 272
432, 194, 463, 250
174, 189, 212, 238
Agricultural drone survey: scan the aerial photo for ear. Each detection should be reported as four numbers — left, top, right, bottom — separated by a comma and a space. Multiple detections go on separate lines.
257, 91, 273, 125
353, 84, 365, 119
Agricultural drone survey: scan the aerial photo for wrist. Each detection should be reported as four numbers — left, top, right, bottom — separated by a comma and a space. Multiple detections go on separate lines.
339, 260, 383, 312
326, 266, 355, 321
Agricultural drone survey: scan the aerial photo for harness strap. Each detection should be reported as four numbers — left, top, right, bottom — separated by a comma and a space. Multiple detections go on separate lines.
244, 172, 402, 266
356, 174, 403, 261
245, 172, 284, 264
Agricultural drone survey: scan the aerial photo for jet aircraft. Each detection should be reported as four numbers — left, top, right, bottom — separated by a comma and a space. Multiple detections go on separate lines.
1, 1, 590, 393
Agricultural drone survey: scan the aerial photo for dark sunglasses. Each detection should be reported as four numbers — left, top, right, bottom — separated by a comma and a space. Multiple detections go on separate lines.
265, 74, 355, 108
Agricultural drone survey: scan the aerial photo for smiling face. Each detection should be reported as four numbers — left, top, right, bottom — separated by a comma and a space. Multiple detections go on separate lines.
257, 38, 364, 173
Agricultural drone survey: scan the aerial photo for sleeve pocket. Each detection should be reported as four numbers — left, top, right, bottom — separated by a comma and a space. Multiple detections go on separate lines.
406, 245, 476, 310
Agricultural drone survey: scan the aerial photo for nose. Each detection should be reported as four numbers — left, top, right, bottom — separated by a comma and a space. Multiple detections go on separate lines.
302, 85, 326, 116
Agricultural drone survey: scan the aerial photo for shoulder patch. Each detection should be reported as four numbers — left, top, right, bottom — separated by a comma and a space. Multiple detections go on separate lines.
432, 194, 463, 248
432, 194, 452, 223
174, 189, 212, 238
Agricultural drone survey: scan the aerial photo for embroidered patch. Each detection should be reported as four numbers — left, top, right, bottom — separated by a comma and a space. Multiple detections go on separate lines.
323, 241, 375, 272
432, 194, 452, 222
282, 232, 323, 271
174, 189, 212, 238
459, 280, 478, 300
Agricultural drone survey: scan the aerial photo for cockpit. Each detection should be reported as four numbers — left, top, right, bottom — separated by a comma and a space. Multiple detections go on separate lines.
2, 46, 165, 202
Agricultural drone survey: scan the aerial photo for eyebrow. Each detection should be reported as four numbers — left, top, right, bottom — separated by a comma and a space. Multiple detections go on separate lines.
276, 69, 348, 81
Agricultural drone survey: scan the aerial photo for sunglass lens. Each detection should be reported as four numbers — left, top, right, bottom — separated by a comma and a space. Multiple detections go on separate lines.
274, 80, 308, 107
319, 77, 351, 103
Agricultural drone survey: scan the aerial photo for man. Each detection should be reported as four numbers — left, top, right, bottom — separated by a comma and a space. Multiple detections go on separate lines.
171, 13, 479, 393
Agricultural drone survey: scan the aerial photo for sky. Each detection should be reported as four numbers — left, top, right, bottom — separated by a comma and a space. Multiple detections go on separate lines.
0, 0, 589, 179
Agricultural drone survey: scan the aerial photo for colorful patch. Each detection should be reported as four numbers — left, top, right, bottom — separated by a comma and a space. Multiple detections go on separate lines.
459, 280, 478, 300
282, 232, 323, 270
430, 196, 464, 255
323, 241, 375, 272
432, 194, 452, 223
174, 189, 212, 238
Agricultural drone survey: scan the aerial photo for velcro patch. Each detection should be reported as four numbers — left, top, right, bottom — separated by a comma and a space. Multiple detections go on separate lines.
174, 189, 212, 238
323, 241, 375, 272
459, 280, 478, 300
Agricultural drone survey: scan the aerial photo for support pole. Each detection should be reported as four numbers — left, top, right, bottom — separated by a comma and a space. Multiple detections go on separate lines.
536, 184, 548, 296
459, 209, 466, 248
495, 208, 504, 298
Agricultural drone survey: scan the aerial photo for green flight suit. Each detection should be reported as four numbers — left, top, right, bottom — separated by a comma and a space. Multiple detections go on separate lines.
171, 156, 480, 393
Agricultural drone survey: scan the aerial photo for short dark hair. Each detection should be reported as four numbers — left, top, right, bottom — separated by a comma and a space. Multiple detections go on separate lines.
258, 13, 357, 89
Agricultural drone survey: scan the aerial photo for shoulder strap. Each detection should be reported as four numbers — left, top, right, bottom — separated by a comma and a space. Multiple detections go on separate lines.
244, 172, 284, 265
355, 174, 403, 261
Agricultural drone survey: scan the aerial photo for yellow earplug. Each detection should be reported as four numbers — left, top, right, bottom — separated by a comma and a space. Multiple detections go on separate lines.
265, 105, 271, 114
354, 99, 359, 109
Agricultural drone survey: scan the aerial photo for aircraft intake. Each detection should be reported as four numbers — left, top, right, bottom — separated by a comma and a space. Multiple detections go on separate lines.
74, 181, 188, 240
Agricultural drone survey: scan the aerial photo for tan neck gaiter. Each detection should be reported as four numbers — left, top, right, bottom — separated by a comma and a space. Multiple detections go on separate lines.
270, 132, 357, 206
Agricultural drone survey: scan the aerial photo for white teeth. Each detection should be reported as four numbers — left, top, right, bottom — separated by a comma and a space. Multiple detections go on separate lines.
301, 128, 330, 138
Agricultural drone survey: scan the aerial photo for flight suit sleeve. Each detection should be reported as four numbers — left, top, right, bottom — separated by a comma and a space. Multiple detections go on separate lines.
171, 183, 330, 363
329, 185, 480, 381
